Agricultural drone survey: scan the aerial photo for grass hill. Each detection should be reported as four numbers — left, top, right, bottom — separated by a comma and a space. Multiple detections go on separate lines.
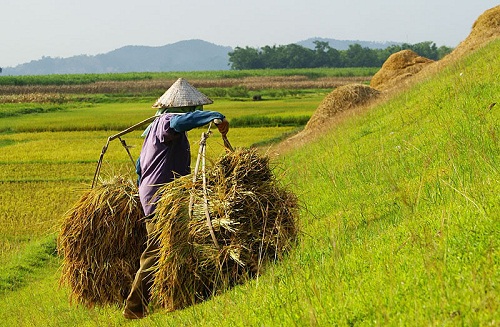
0, 7, 499, 326
274, 40, 499, 325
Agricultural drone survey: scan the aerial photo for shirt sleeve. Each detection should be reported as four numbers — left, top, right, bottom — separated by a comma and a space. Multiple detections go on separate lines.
170, 111, 225, 132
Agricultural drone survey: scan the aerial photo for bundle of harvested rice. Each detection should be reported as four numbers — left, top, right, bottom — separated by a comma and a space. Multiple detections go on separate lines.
57, 176, 147, 307
150, 148, 299, 311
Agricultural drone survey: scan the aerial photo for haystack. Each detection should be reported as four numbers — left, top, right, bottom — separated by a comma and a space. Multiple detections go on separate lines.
370, 50, 434, 91
272, 6, 500, 156
438, 5, 500, 65
150, 148, 299, 311
466, 5, 500, 42
408, 5, 500, 80
58, 176, 147, 307
305, 84, 380, 132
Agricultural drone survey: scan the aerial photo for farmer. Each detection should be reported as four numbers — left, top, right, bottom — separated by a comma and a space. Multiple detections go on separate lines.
123, 78, 229, 319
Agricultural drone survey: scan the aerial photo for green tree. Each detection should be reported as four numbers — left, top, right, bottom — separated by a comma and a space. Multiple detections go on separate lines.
313, 41, 330, 67
284, 44, 315, 68
228, 46, 264, 70
326, 47, 342, 67
260, 45, 281, 69
407, 41, 439, 60
259, 44, 314, 69
344, 44, 379, 67
228, 41, 453, 69
437, 45, 453, 59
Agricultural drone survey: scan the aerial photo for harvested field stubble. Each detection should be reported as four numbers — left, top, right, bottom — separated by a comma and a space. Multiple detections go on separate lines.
0, 76, 370, 98
0, 92, 69, 104
57, 176, 146, 307
151, 148, 299, 311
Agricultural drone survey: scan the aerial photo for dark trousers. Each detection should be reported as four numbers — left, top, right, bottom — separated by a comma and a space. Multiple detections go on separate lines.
124, 219, 159, 314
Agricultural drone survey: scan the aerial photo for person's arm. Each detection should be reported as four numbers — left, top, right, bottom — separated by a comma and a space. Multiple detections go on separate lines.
170, 111, 225, 132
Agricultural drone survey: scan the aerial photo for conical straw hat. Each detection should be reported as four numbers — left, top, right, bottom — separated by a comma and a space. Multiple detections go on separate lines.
152, 78, 213, 109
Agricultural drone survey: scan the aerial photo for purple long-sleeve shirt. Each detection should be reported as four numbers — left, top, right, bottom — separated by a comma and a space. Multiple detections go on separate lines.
138, 111, 224, 216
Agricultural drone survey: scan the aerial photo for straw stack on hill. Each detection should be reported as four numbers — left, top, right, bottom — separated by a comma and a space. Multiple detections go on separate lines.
370, 50, 434, 91
271, 84, 380, 154
439, 5, 500, 65
370, 6, 500, 94
305, 84, 380, 131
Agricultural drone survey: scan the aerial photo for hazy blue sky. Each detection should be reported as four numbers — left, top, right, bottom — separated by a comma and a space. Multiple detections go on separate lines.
1, 1, 498, 67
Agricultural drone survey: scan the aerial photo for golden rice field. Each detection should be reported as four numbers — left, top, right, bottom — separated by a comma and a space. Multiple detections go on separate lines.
0, 124, 302, 266
0, 75, 327, 307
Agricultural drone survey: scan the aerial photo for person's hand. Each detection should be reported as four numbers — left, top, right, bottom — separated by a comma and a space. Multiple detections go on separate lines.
215, 118, 229, 136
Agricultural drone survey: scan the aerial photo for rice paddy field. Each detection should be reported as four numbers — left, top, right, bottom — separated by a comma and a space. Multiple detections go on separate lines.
0, 95, 321, 264
0, 36, 499, 327
0, 79, 323, 326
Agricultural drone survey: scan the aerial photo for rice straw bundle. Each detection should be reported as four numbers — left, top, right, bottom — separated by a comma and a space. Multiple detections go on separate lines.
57, 176, 147, 307
150, 148, 299, 311
305, 84, 380, 131
369, 50, 433, 91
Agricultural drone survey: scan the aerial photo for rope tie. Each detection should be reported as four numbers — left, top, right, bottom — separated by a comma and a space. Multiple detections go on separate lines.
190, 124, 220, 249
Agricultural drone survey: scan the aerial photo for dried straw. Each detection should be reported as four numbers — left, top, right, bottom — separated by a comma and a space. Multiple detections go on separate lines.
57, 176, 147, 307
370, 50, 434, 91
443, 5, 500, 63
305, 84, 380, 131
372, 6, 500, 90
150, 148, 299, 311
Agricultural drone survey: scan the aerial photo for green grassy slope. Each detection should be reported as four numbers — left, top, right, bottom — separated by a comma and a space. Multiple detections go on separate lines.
270, 40, 500, 325
0, 41, 499, 326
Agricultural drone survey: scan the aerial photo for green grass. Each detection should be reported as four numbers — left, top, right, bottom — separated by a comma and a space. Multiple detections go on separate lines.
0, 235, 58, 293
0, 96, 323, 133
0, 105, 66, 118
0, 40, 499, 326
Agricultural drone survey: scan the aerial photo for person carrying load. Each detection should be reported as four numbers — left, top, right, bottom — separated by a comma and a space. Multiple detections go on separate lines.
123, 78, 229, 319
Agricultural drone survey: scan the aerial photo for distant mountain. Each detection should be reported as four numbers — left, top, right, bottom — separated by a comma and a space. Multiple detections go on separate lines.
4, 39, 232, 76
297, 37, 401, 50
2, 38, 403, 75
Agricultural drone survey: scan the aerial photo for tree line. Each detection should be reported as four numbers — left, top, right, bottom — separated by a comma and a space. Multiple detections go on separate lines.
228, 41, 453, 70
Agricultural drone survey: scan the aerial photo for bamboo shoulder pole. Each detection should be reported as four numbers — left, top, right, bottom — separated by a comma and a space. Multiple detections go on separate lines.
92, 116, 157, 188
108, 116, 157, 141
